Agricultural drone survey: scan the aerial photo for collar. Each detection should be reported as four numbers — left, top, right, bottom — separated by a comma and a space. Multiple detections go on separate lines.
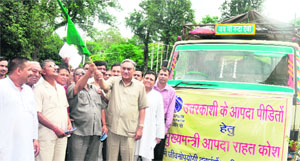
7, 76, 25, 91
41, 79, 58, 89
119, 77, 134, 87
154, 82, 169, 91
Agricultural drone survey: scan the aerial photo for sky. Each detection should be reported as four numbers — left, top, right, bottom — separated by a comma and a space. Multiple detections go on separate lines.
56, 0, 300, 39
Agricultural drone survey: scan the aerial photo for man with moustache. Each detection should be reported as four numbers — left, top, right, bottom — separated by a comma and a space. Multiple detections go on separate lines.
34, 59, 72, 161
133, 69, 143, 81
98, 59, 148, 161
90, 61, 107, 88
0, 57, 39, 161
27, 61, 42, 88
111, 63, 121, 76
56, 65, 70, 87
153, 67, 176, 161
0, 57, 8, 79
104, 70, 112, 80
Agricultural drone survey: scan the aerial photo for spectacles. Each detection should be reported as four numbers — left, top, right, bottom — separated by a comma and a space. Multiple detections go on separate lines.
75, 72, 85, 76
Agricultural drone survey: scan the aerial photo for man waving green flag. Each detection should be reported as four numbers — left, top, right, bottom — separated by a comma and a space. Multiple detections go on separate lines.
57, 0, 91, 56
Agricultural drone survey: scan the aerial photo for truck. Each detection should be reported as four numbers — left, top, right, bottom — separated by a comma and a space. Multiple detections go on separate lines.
164, 20, 300, 161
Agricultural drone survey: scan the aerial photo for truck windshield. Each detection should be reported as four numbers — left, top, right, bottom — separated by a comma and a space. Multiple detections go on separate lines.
173, 44, 294, 87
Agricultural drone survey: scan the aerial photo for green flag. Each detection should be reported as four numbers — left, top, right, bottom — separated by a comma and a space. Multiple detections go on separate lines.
57, 0, 91, 56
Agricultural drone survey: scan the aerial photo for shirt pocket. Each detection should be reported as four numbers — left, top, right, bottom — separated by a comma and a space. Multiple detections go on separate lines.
126, 92, 139, 107
90, 90, 104, 109
78, 92, 89, 105
126, 117, 138, 133
43, 95, 57, 109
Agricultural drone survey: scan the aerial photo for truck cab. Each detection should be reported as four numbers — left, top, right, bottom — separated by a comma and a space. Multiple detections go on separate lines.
164, 23, 300, 161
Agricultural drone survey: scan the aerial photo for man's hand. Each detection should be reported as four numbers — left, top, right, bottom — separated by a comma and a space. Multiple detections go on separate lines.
94, 70, 104, 82
65, 122, 74, 135
97, 88, 105, 97
88, 62, 97, 75
53, 127, 67, 138
134, 126, 143, 140
102, 124, 108, 134
33, 139, 39, 157
156, 138, 161, 144
67, 122, 73, 130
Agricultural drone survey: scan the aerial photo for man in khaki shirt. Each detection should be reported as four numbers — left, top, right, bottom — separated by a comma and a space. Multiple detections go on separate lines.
34, 59, 72, 161
98, 59, 148, 161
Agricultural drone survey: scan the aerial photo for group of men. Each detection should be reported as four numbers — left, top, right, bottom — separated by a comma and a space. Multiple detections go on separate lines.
0, 57, 176, 161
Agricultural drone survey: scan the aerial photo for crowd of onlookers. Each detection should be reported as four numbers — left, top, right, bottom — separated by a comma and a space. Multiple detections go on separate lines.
0, 56, 176, 161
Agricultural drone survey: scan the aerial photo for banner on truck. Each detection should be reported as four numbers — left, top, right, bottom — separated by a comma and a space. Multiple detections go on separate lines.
163, 89, 292, 161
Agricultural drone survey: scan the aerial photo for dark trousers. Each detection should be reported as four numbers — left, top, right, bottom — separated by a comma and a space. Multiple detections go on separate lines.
154, 136, 166, 161
102, 139, 107, 160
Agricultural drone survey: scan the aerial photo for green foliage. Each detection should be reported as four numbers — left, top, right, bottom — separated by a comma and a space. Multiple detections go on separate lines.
126, 0, 194, 71
38, 34, 64, 64
89, 37, 144, 70
91, 27, 126, 49
200, 15, 219, 24
0, 0, 62, 62
220, 0, 264, 20
151, 0, 195, 45
0, 0, 119, 62
55, 0, 120, 33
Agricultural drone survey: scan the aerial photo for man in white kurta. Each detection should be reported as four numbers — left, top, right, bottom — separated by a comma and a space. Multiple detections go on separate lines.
135, 71, 165, 161
0, 58, 38, 161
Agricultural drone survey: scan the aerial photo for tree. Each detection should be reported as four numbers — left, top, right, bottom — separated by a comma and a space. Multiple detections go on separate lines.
220, 0, 264, 20
0, 0, 118, 62
200, 15, 219, 24
126, 0, 194, 71
0, 0, 62, 61
126, 9, 156, 71
153, 0, 194, 56
91, 27, 126, 49
54, 0, 120, 34
90, 38, 144, 70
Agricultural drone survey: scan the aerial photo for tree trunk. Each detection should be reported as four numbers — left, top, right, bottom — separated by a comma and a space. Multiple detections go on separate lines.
32, 47, 38, 60
164, 37, 170, 60
143, 32, 150, 72
143, 42, 149, 72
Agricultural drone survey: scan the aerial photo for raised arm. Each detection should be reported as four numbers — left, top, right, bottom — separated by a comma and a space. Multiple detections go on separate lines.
73, 62, 96, 95
95, 70, 109, 92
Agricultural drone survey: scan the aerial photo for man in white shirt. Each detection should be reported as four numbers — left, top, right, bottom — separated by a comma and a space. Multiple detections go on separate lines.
134, 70, 165, 161
0, 57, 39, 161
34, 59, 72, 161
